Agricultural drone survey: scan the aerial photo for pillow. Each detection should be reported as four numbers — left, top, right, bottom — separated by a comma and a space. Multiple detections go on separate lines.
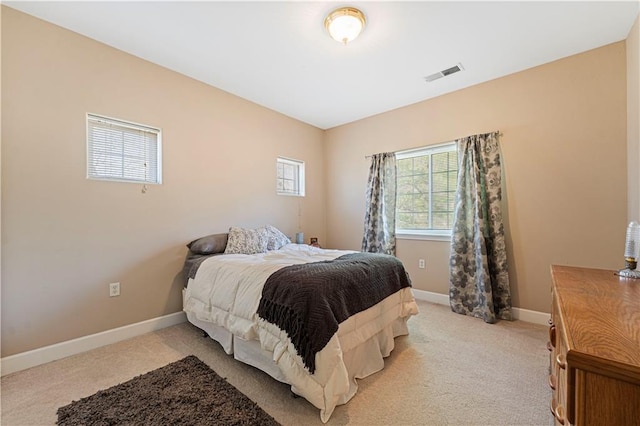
264, 225, 291, 250
224, 227, 269, 255
182, 252, 222, 286
187, 233, 228, 255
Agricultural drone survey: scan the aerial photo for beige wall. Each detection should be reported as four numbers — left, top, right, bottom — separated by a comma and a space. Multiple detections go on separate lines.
325, 42, 628, 314
0, 7, 326, 357
1, 6, 634, 358
629, 14, 640, 222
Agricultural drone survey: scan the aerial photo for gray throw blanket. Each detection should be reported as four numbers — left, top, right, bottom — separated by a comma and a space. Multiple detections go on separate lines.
256, 252, 411, 374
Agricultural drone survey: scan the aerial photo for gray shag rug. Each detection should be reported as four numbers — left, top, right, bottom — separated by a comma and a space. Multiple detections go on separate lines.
56, 355, 280, 426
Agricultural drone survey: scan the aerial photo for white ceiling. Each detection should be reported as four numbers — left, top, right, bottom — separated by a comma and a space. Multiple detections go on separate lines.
5, 1, 639, 129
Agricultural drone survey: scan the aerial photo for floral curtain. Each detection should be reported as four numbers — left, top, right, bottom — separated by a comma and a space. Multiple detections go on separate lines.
362, 152, 397, 255
449, 132, 512, 323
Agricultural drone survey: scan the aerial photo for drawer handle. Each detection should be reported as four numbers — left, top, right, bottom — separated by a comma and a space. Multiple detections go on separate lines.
548, 374, 557, 390
556, 354, 566, 369
546, 341, 553, 352
550, 398, 566, 425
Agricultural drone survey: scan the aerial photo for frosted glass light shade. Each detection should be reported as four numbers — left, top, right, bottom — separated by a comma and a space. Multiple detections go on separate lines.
325, 7, 366, 45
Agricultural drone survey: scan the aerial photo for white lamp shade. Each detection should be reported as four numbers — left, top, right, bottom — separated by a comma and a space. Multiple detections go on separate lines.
325, 7, 366, 45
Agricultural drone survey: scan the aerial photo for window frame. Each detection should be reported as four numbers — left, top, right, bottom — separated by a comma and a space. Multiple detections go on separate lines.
395, 141, 458, 241
276, 156, 305, 197
86, 113, 162, 185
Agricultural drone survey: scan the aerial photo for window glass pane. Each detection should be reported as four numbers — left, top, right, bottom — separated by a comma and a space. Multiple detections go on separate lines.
414, 156, 429, 174
397, 176, 414, 194
432, 192, 449, 211
432, 152, 449, 173
432, 213, 450, 229
414, 194, 429, 212
276, 157, 304, 196
449, 151, 458, 169
448, 170, 457, 190
415, 175, 429, 194
448, 192, 456, 212
397, 158, 413, 177
283, 164, 294, 180
414, 213, 429, 229
397, 212, 414, 229
397, 194, 413, 212
432, 171, 449, 191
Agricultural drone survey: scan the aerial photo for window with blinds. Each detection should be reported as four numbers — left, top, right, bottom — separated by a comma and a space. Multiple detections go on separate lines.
396, 142, 458, 237
276, 157, 305, 196
86, 114, 162, 184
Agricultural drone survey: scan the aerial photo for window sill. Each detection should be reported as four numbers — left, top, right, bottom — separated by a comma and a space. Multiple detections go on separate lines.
396, 233, 451, 242
276, 192, 305, 197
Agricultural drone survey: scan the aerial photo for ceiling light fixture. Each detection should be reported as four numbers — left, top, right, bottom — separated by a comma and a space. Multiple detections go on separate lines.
324, 7, 366, 45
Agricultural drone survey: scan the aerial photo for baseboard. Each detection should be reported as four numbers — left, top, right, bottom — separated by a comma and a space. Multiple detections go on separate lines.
0, 311, 187, 377
411, 289, 549, 326
511, 306, 550, 325
1, 292, 550, 377
411, 288, 450, 305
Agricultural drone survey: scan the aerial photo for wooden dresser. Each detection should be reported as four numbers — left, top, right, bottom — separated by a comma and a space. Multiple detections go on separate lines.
549, 265, 640, 425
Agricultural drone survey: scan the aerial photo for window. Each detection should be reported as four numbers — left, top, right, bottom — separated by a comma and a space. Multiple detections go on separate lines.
396, 142, 458, 238
276, 157, 305, 196
87, 113, 162, 184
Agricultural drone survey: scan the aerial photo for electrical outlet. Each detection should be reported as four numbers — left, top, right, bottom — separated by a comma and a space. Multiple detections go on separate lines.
109, 282, 120, 297
418, 259, 425, 269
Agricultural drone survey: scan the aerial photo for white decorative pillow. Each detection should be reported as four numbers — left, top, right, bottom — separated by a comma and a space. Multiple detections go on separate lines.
224, 227, 269, 255
264, 225, 291, 250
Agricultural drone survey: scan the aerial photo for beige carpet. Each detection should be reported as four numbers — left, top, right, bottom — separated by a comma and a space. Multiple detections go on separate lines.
1, 301, 552, 425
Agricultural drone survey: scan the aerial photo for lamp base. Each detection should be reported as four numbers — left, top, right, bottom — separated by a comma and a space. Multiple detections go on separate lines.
617, 268, 640, 279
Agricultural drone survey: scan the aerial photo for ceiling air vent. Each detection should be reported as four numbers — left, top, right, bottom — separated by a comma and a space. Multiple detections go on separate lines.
424, 63, 464, 83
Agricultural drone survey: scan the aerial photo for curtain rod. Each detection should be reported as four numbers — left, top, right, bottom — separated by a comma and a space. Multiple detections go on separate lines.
364, 130, 502, 159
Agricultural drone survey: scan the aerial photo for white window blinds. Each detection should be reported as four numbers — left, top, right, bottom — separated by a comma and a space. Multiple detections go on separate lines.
276, 157, 305, 196
396, 142, 458, 236
87, 114, 162, 184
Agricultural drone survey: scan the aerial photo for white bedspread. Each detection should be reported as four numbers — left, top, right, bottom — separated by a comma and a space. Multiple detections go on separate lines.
183, 244, 419, 422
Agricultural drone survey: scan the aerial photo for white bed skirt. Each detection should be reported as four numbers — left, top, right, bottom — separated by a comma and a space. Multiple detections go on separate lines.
183, 287, 416, 422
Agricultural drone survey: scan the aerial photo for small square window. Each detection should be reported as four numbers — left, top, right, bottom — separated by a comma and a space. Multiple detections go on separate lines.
87, 113, 162, 184
276, 157, 305, 196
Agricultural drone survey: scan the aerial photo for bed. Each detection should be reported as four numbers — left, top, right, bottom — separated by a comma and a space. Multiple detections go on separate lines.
182, 226, 419, 422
